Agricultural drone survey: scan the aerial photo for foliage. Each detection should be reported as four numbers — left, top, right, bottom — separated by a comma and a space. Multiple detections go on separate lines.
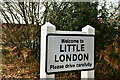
1, 2, 43, 78
1, 47, 40, 79
44, 2, 99, 79
2, 23, 40, 60
96, 2, 120, 51
0, 2, 47, 60
44, 2, 120, 79
0, 1, 120, 79
45, 2, 98, 31
2, 49, 10, 55
96, 40, 120, 78
95, 2, 120, 79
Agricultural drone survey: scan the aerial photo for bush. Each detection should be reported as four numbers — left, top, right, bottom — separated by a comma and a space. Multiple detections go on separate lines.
2, 49, 10, 55
2, 23, 40, 61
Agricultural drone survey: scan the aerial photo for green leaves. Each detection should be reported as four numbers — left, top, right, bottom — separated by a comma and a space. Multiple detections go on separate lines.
45, 2, 98, 31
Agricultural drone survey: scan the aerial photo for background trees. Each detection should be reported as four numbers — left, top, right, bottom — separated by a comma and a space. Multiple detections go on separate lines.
1, 2, 47, 60
45, 2, 98, 31
95, 2, 120, 79
1, 1, 120, 79
44, 2, 120, 79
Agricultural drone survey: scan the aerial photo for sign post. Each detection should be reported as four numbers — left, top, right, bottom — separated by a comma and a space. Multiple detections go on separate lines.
40, 22, 95, 79
40, 22, 55, 79
81, 25, 95, 80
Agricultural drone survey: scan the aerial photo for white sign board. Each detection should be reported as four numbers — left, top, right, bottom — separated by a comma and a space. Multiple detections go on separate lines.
46, 34, 95, 74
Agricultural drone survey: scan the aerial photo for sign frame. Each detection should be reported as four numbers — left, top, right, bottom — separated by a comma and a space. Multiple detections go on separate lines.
46, 33, 95, 74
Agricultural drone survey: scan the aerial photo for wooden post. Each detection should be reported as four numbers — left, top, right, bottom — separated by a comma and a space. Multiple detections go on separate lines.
81, 25, 95, 80
40, 22, 55, 79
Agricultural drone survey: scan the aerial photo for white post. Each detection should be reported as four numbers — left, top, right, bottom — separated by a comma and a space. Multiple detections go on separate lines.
40, 22, 55, 79
81, 25, 95, 80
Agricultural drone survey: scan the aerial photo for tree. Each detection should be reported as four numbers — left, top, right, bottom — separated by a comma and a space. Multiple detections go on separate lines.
44, 2, 120, 79
44, 2, 99, 79
95, 2, 120, 79
45, 2, 98, 31
1, 2, 47, 60
1, 1, 119, 79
